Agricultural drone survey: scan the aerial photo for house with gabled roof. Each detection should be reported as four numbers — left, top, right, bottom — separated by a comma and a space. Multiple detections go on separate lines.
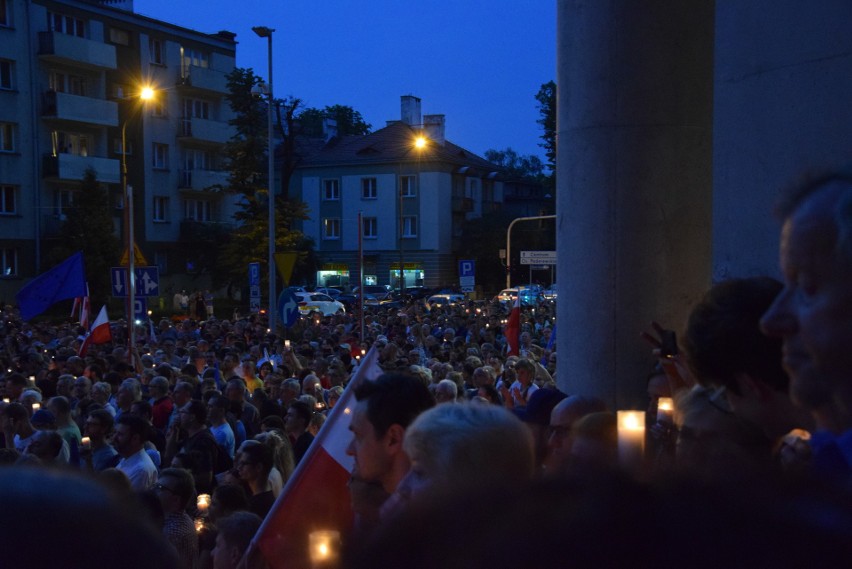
292, 95, 504, 291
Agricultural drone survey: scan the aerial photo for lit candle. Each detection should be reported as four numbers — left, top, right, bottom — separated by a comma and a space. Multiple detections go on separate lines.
285, 339, 291, 349
617, 410, 646, 468
2, 398, 9, 403
197, 493, 211, 514
81, 436, 91, 449
309, 530, 340, 567
656, 397, 674, 424
194, 518, 204, 533
31, 403, 40, 412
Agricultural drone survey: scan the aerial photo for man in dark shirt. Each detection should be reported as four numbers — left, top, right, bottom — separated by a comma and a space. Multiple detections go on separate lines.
285, 400, 314, 465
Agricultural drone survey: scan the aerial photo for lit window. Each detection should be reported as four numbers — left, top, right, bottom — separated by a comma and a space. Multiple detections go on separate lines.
361, 178, 377, 199
363, 217, 377, 238
323, 179, 340, 200
323, 218, 340, 240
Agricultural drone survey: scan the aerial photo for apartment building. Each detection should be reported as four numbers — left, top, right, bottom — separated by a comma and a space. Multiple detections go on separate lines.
0, 0, 238, 299
294, 95, 504, 290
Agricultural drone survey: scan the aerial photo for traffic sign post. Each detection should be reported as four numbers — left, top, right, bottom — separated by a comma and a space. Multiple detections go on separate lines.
459, 260, 475, 293
248, 262, 261, 314
278, 289, 300, 328
111, 267, 160, 297
520, 251, 557, 265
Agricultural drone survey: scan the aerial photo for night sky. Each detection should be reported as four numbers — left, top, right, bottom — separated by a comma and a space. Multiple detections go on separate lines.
133, 0, 556, 160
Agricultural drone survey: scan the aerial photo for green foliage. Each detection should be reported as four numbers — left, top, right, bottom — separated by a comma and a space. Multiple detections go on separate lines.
484, 148, 545, 180
49, 168, 121, 303
535, 81, 556, 172
298, 104, 372, 137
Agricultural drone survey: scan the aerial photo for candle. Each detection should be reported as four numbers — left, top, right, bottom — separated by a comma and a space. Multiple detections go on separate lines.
656, 397, 674, 424
197, 493, 211, 514
81, 436, 91, 449
309, 530, 340, 567
194, 518, 204, 533
31, 403, 40, 412
617, 410, 646, 468
2, 398, 9, 404
285, 339, 291, 349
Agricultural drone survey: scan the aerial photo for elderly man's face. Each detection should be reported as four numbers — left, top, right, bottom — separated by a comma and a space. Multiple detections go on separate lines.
761, 183, 852, 410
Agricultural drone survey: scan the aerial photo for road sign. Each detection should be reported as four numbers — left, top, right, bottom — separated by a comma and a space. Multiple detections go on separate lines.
110, 266, 160, 297
133, 297, 147, 323
520, 250, 557, 265
530, 264, 550, 270
248, 262, 261, 313
458, 260, 475, 278
248, 262, 261, 287
278, 289, 300, 328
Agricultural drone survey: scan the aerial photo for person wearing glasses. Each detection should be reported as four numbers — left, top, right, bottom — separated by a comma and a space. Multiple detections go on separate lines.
154, 467, 197, 569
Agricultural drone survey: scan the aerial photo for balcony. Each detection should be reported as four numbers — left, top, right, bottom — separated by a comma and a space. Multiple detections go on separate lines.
177, 117, 234, 144
178, 169, 229, 191
42, 91, 118, 128
43, 153, 120, 184
38, 31, 117, 70
176, 64, 228, 94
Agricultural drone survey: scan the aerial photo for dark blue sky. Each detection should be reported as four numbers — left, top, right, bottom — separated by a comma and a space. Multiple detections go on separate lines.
134, 0, 556, 159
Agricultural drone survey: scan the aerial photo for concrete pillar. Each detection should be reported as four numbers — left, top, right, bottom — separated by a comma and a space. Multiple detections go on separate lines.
555, 0, 715, 409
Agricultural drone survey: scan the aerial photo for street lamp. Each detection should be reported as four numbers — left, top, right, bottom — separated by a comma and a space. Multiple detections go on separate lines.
253, 25, 277, 331
399, 135, 427, 296
121, 85, 155, 353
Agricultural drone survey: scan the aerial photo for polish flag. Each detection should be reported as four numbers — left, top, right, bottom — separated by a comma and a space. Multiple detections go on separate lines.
78, 305, 111, 357
246, 346, 383, 569
505, 291, 521, 357
71, 283, 91, 329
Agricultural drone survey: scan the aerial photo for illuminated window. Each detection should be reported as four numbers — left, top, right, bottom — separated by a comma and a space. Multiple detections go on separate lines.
323, 218, 340, 239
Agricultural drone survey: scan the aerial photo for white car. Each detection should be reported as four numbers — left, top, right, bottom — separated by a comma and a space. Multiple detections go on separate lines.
426, 293, 465, 307
295, 292, 345, 316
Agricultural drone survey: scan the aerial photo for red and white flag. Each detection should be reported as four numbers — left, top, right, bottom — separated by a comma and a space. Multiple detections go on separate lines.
78, 305, 111, 357
505, 291, 521, 357
71, 283, 91, 329
246, 346, 383, 569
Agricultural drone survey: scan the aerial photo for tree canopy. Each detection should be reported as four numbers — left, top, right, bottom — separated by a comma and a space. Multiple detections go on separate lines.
484, 148, 545, 181
536, 81, 556, 172
298, 104, 372, 138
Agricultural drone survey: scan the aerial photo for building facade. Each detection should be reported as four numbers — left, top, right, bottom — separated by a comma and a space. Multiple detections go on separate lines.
0, 0, 238, 300
294, 95, 504, 291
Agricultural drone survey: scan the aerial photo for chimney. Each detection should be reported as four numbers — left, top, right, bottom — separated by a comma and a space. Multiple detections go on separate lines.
323, 118, 338, 143
400, 95, 421, 127
423, 114, 445, 145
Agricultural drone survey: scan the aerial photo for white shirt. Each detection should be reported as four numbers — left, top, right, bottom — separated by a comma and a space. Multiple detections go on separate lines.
117, 448, 158, 491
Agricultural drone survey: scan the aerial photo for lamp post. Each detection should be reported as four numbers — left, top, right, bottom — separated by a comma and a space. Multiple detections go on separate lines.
252, 25, 277, 331
121, 86, 154, 352
399, 135, 427, 295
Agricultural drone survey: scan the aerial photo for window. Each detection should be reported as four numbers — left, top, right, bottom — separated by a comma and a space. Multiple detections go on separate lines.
49, 71, 86, 96
153, 196, 168, 221
400, 175, 416, 197
0, 0, 11, 27
323, 179, 340, 200
0, 122, 15, 152
52, 130, 88, 156
361, 177, 377, 199
362, 217, 377, 239
181, 47, 209, 69
55, 189, 74, 217
402, 216, 417, 238
48, 12, 84, 37
0, 185, 16, 214
0, 60, 12, 90
183, 98, 209, 119
183, 149, 210, 171
151, 99, 166, 117
322, 218, 340, 240
152, 143, 169, 169
108, 28, 130, 46
184, 199, 212, 221
149, 38, 164, 64
1, 248, 17, 277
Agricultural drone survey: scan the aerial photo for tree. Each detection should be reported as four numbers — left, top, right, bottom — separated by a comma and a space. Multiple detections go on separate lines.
215, 68, 314, 293
298, 105, 372, 137
535, 81, 556, 172
48, 168, 121, 303
484, 148, 545, 180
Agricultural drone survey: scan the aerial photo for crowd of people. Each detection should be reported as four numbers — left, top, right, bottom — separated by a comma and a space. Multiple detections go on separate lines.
5, 171, 852, 567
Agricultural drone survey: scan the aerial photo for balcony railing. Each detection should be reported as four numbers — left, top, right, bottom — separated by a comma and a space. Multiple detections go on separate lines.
38, 31, 117, 70
43, 153, 120, 184
177, 117, 234, 144
42, 90, 118, 127
178, 169, 229, 191
177, 64, 228, 94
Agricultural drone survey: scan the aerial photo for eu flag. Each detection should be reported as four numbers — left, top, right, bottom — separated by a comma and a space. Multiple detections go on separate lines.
16, 252, 87, 321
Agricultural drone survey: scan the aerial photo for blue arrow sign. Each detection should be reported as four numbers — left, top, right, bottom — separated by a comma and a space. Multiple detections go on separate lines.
110, 267, 160, 298
278, 289, 300, 328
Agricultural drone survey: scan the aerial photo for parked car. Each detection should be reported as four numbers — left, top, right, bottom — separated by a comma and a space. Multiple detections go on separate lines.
426, 293, 466, 308
353, 285, 393, 301
314, 287, 342, 299
295, 292, 345, 316
495, 288, 539, 306
541, 284, 557, 300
